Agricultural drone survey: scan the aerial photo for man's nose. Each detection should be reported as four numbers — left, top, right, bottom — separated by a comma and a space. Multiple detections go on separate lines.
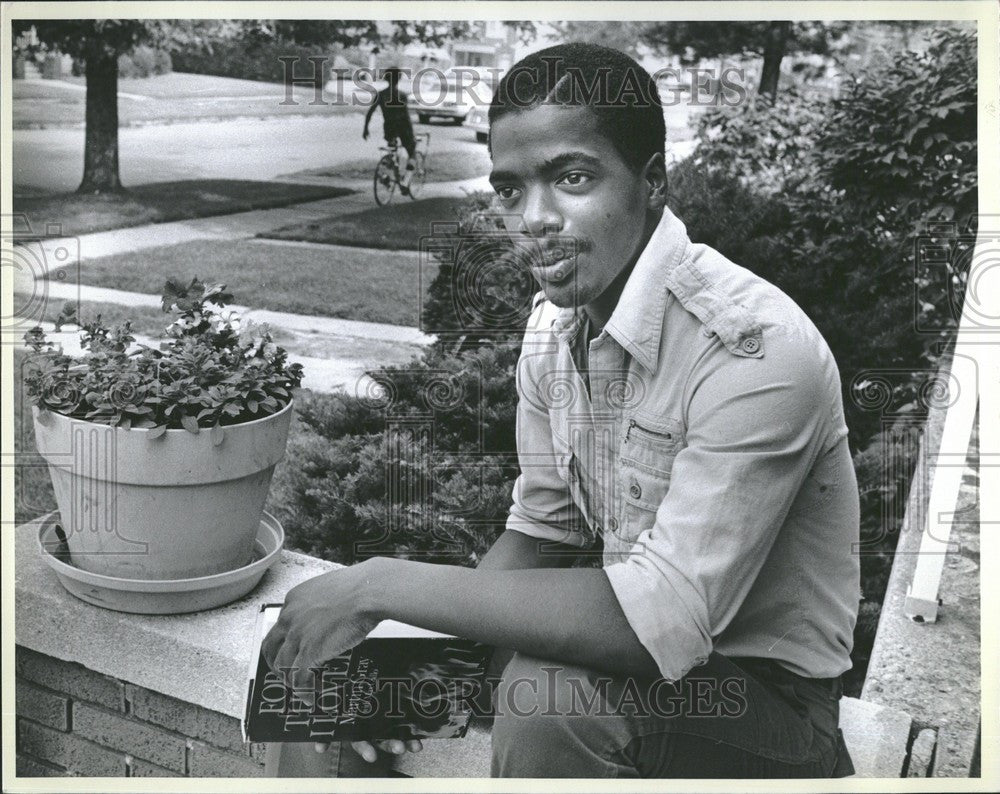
519, 189, 562, 237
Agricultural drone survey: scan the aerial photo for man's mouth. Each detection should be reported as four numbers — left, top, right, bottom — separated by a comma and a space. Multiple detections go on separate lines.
532, 248, 575, 285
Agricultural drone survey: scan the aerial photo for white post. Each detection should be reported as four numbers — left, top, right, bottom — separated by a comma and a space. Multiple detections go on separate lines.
904, 226, 995, 622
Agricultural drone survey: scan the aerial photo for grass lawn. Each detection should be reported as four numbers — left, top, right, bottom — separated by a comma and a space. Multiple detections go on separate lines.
12, 348, 58, 525
13, 180, 355, 237
291, 144, 492, 184
262, 195, 477, 251
56, 239, 435, 326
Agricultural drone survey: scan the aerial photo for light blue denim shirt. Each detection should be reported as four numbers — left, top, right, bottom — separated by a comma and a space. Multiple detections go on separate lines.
507, 207, 861, 681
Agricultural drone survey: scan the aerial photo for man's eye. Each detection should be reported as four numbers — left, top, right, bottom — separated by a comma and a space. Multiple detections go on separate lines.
558, 172, 592, 187
495, 186, 520, 202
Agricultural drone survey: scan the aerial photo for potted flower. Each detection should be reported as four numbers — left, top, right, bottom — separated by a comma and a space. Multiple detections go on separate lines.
23, 278, 304, 581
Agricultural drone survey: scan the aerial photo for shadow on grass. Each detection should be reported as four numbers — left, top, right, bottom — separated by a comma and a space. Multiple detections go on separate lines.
287, 144, 491, 184
12, 180, 356, 237
261, 195, 477, 251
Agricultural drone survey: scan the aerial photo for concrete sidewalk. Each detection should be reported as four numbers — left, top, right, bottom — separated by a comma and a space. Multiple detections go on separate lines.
23, 174, 493, 268
13, 317, 415, 396
37, 281, 434, 347
15, 276, 435, 395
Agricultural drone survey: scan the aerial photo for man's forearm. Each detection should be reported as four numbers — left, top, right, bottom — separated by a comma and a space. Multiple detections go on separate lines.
474, 530, 580, 676
363, 555, 661, 681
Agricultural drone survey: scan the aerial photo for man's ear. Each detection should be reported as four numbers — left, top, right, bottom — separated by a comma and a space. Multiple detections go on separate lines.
642, 153, 668, 210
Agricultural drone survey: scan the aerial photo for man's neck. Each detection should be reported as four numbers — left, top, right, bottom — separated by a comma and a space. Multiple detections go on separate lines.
583, 209, 662, 334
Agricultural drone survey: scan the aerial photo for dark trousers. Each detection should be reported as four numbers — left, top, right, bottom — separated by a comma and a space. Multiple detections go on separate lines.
491, 651, 855, 778
385, 126, 416, 161
265, 651, 855, 778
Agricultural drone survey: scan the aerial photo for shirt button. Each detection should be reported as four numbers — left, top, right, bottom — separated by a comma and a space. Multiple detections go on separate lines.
608, 516, 619, 532
629, 482, 642, 500
741, 337, 760, 354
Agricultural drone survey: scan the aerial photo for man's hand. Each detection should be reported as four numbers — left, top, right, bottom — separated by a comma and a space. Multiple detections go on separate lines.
313, 739, 423, 764
261, 561, 380, 699
263, 560, 425, 764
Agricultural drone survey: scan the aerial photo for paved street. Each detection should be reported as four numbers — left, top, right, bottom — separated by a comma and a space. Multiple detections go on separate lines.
13, 114, 488, 194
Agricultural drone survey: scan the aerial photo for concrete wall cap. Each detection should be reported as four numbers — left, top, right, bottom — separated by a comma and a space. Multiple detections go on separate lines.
15, 516, 340, 719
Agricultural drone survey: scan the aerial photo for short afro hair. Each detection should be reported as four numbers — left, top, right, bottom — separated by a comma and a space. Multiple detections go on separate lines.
488, 43, 665, 174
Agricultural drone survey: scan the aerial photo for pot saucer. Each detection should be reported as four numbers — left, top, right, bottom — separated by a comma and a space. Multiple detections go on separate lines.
37, 511, 284, 615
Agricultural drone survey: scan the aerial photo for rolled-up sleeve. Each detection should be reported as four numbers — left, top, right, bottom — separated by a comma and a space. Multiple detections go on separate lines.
604, 330, 832, 681
505, 338, 591, 550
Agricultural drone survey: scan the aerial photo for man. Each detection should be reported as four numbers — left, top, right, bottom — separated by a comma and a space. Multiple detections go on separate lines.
264, 43, 860, 778
363, 66, 417, 194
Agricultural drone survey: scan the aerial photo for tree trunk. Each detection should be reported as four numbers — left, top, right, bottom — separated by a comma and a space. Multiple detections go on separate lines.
758, 21, 791, 101
78, 47, 122, 193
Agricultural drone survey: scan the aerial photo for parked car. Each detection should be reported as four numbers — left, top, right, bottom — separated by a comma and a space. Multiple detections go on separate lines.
410, 68, 495, 126
409, 73, 472, 124
465, 104, 489, 143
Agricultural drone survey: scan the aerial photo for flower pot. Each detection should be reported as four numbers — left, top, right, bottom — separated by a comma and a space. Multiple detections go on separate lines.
32, 401, 293, 580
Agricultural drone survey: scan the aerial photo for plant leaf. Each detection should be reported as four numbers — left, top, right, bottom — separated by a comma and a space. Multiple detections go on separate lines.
147, 424, 168, 440
180, 415, 200, 434
211, 424, 225, 447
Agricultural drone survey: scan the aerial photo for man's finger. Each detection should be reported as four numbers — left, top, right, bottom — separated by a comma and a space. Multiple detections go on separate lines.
351, 741, 377, 763
405, 739, 423, 753
313, 742, 330, 754
377, 739, 405, 755
260, 624, 286, 669
290, 650, 320, 705
290, 648, 312, 692
271, 631, 300, 675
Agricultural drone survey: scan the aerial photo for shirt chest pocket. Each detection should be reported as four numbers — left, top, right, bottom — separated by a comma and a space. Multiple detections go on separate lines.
614, 416, 685, 543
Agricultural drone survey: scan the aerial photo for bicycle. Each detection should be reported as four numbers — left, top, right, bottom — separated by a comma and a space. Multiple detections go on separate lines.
373, 132, 430, 206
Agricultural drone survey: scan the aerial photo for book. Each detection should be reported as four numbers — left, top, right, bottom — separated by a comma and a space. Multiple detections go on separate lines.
242, 603, 494, 742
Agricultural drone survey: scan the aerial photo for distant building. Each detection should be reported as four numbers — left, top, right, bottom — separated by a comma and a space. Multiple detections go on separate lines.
12, 25, 71, 80
360, 21, 559, 81
450, 21, 517, 70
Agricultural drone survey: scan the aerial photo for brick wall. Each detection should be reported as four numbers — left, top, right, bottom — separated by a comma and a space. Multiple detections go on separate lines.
15, 646, 267, 778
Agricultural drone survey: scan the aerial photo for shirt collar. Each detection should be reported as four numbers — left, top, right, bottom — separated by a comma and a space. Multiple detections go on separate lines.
546, 206, 765, 367
547, 208, 688, 372
602, 207, 689, 372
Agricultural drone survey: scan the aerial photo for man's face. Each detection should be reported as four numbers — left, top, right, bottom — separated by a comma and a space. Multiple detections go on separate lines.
488, 104, 653, 312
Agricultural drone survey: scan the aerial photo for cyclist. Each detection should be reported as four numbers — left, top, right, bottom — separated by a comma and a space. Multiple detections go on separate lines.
363, 66, 417, 195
